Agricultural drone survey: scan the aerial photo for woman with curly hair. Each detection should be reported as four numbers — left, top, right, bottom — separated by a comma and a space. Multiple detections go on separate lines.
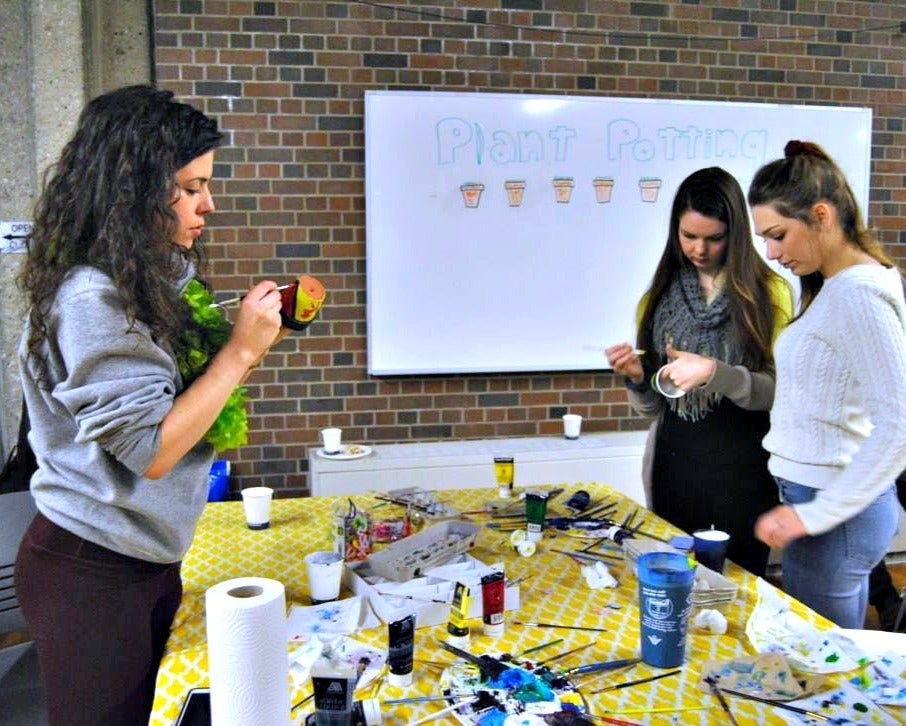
606, 167, 793, 577
14, 85, 285, 724
749, 141, 906, 629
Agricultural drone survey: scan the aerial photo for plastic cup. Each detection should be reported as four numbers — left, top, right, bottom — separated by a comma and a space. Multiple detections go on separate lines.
693, 529, 731, 573
562, 414, 582, 439
320, 427, 343, 454
240, 486, 273, 530
637, 551, 695, 668
305, 550, 345, 604
651, 365, 685, 398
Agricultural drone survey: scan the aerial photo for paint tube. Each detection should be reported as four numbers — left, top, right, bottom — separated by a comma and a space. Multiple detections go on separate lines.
311, 661, 356, 726
494, 457, 514, 498
524, 490, 549, 542
446, 582, 471, 647
387, 612, 416, 687
305, 698, 382, 726
480, 570, 506, 638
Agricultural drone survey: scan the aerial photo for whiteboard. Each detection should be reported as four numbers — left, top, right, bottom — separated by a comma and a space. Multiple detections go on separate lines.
365, 91, 872, 375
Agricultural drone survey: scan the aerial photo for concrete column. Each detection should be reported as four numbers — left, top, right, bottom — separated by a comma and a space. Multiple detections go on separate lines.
0, 0, 150, 457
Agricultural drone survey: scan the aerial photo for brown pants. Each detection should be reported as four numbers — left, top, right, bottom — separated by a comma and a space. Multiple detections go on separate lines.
15, 512, 181, 726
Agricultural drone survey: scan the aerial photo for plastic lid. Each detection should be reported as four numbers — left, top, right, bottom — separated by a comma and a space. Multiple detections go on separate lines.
360, 697, 383, 725
388, 669, 413, 687
446, 632, 471, 649
483, 620, 505, 638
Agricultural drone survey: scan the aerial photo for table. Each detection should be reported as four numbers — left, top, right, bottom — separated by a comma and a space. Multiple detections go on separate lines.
150, 484, 889, 725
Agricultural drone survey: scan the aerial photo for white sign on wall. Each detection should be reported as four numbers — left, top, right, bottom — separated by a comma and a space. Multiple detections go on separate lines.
365, 91, 872, 375
0, 220, 32, 254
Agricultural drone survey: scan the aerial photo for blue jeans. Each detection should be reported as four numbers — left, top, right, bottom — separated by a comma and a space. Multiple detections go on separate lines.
777, 477, 899, 629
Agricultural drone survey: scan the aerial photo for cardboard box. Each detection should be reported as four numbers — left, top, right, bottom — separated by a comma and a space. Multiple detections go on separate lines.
343, 553, 520, 628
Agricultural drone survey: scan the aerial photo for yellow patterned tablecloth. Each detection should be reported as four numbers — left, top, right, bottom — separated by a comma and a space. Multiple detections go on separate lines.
150, 484, 894, 725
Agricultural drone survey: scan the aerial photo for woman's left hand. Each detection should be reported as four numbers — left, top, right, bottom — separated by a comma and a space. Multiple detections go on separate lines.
754, 504, 807, 549
662, 343, 717, 390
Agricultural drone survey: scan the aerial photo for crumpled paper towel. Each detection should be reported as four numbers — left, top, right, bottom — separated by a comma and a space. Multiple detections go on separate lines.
581, 561, 618, 589
693, 608, 728, 634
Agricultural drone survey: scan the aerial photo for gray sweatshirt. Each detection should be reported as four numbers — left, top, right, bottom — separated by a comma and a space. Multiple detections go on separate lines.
18, 264, 214, 563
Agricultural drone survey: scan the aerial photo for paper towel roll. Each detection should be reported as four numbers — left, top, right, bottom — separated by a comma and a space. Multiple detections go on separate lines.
205, 577, 291, 726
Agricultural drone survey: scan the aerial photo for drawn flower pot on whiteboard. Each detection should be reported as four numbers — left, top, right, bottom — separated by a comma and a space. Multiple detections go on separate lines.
459, 182, 485, 208
552, 176, 575, 203
504, 180, 526, 207
592, 177, 615, 203
638, 177, 662, 203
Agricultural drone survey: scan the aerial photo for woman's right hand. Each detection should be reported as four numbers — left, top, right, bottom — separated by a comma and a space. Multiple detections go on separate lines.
225, 281, 284, 367
605, 342, 644, 383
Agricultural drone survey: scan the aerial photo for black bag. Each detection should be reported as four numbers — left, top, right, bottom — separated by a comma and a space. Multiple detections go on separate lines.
0, 399, 37, 495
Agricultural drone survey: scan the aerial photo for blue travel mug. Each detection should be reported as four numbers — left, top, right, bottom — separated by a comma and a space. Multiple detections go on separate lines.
637, 551, 695, 668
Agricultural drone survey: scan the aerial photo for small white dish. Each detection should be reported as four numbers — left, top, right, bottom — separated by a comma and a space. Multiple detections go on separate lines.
315, 444, 373, 460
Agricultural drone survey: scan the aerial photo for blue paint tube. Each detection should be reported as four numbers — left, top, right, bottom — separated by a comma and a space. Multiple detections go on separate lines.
387, 612, 416, 687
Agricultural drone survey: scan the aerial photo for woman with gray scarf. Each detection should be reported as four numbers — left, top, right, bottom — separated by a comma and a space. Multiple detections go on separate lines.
606, 167, 793, 576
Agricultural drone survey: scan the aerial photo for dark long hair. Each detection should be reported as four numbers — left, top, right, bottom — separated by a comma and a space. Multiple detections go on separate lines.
747, 140, 890, 317
637, 166, 785, 374
19, 85, 222, 382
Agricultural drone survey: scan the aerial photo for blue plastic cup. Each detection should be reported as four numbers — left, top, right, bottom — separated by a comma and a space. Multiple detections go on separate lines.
637, 551, 695, 668
693, 529, 731, 573
207, 459, 230, 502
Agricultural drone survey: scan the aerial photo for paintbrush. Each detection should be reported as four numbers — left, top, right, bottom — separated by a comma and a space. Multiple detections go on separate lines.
289, 692, 314, 711
590, 668, 681, 694
537, 641, 595, 665
719, 687, 829, 721
514, 620, 608, 633
383, 694, 476, 705
210, 283, 291, 307
551, 548, 622, 563
375, 591, 449, 604
407, 698, 478, 725
519, 638, 564, 656
587, 716, 643, 726
705, 676, 740, 726
563, 657, 641, 678
436, 639, 512, 680
583, 345, 646, 355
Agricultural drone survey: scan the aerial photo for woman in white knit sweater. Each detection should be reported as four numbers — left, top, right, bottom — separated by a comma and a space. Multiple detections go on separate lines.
748, 140, 906, 628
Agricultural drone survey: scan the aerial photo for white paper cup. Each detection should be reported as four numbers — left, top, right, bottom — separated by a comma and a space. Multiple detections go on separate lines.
652, 365, 685, 398
562, 414, 582, 439
320, 427, 343, 454
305, 550, 344, 604
240, 486, 273, 530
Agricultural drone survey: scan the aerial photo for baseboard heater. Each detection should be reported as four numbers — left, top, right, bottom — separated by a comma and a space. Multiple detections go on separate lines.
308, 431, 648, 504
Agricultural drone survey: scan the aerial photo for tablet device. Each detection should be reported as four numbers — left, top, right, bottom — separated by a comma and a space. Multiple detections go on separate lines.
175, 688, 211, 726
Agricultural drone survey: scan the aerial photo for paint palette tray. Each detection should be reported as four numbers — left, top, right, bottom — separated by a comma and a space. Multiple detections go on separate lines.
365, 520, 482, 582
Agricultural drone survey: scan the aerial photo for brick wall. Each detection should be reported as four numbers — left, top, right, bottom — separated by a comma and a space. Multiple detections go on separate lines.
152, 0, 906, 497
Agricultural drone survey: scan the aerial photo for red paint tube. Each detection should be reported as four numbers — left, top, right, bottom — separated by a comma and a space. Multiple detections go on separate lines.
480, 571, 506, 638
